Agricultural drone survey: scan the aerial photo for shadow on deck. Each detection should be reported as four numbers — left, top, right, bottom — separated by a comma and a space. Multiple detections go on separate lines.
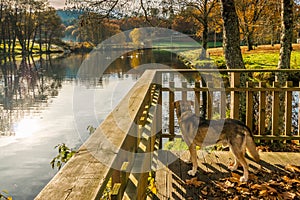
155, 151, 300, 199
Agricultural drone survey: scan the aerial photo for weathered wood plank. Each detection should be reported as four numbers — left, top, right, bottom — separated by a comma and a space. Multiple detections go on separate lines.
230, 72, 240, 119
259, 82, 266, 137
285, 81, 293, 138
169, 81, 175, 139
272, 82, 280, 137
207, 81, 213, 119
220, 82, 226, 119
246, 82, 254, 131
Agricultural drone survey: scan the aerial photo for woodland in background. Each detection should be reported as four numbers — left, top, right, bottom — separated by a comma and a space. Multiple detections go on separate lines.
1, 0, 300, 56
0, 0, 64, 55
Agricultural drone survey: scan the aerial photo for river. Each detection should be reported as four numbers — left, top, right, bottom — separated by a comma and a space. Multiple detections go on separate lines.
0, 49, 186, 199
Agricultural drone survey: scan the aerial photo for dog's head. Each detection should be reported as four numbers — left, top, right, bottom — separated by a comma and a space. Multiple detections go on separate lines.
173, 100, 194, 119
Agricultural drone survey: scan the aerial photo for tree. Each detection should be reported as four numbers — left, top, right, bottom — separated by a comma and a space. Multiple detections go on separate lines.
171, 13, 198, 35
220, 0, 245, 69
68, 13, 122, 44
220, 0, 247, 121
0, 0, 63, 55
235, 0, 268, 51
41, 8, 65, 52
275, 0, 294, 135
129, 28, 143, 47
177, 0, 219, 52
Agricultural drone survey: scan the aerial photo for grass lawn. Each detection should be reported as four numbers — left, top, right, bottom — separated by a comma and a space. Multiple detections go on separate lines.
179, 44, 300, 69
206, 44, 300, 69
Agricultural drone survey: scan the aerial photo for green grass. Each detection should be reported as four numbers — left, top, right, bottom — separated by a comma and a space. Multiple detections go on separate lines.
0, 41, 62, 55
181, 48, 300, 70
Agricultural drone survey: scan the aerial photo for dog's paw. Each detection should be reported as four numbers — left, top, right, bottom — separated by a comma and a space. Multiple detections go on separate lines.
188, 169, 197, 176
228, 164, 238, 171
239, 176, 248, 182
184, 159, 192, 164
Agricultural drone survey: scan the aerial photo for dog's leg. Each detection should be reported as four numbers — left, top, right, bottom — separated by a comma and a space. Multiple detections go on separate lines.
228, 154, 239, 171
188, 143, 198, 176
229, 146, 249, 182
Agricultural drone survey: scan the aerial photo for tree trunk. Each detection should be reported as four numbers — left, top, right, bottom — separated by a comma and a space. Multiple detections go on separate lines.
200, 18, 209, 59
220, 0, 246, 121
277, 0, 293, 77
276, 0, 293, 136
245, 25, 254, 51
220, 0, 245, 69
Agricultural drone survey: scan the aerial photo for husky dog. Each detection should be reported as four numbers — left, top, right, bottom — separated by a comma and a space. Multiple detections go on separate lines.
173, 100, 260, 182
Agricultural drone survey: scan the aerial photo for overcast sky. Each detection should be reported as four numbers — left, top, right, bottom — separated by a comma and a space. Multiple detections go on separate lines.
49, 0, 65, 9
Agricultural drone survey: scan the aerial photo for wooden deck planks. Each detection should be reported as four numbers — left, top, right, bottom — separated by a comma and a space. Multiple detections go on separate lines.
155, 151, 300, 199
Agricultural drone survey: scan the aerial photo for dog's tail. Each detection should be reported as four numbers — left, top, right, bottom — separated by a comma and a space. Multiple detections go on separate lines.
245, 133, 260, 162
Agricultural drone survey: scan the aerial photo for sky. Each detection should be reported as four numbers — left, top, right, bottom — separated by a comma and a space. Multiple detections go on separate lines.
49, 0, 65, 9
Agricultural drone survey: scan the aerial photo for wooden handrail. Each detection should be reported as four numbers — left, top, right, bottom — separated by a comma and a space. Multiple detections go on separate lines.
35, 70, 157, 200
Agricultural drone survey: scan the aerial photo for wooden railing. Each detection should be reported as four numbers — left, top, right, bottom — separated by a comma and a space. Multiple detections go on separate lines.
157, 69, 300, 141
35, 70, 161, 200
36, 69, 300, 200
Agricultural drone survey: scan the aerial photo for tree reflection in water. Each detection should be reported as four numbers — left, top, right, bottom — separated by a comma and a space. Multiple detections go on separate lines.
0, 55, 63, 137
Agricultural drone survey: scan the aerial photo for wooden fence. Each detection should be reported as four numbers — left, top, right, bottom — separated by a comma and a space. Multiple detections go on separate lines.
158, 69, 300, 142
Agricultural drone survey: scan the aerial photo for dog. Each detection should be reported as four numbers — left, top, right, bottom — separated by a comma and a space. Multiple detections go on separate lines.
173, 100, 260, 182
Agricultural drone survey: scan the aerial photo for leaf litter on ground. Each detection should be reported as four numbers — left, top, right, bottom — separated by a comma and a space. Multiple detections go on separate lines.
184, 164, 300, 199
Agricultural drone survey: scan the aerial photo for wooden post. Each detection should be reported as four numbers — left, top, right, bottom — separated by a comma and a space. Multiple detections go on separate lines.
207, 81, 213, 119
156, 72, 163, 149
220, 82, 226, 119
285, 81, 293, 139
112, 170, 121, 189
169, 81, 175, 140
195, 81, 200, 116
298, 82, 300, 143
246, 82, 253, 131
230, 72, 240, 119
111, 183, 122, 200
272, 82, 280, 137
111, 161, 129, 200
258, 82, 266, 137
182, 81, 187, 101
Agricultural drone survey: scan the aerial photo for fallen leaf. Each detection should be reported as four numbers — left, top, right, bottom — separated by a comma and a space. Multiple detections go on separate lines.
282, 175, 300, 184
251, 184, 265, 190
259, 189, 269, 197
285, 164, 300, 173
233, 196, 239, 200
200, 186, 208, 195
224, 180, 235, 188
279, 192, 296, 200
248, 173, 258, 181
266, 185, 277, 194
237, 186, 250, 195
185, 177, 204, 187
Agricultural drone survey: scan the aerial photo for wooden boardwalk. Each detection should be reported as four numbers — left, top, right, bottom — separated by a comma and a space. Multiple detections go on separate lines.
155, 151, 300, 199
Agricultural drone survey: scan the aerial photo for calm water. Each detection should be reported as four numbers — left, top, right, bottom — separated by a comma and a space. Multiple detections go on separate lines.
0, 49, 185, 199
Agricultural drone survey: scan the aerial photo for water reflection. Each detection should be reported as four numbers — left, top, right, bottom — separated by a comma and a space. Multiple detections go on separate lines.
0, 49, 185, 199
0, 55, 62, 137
